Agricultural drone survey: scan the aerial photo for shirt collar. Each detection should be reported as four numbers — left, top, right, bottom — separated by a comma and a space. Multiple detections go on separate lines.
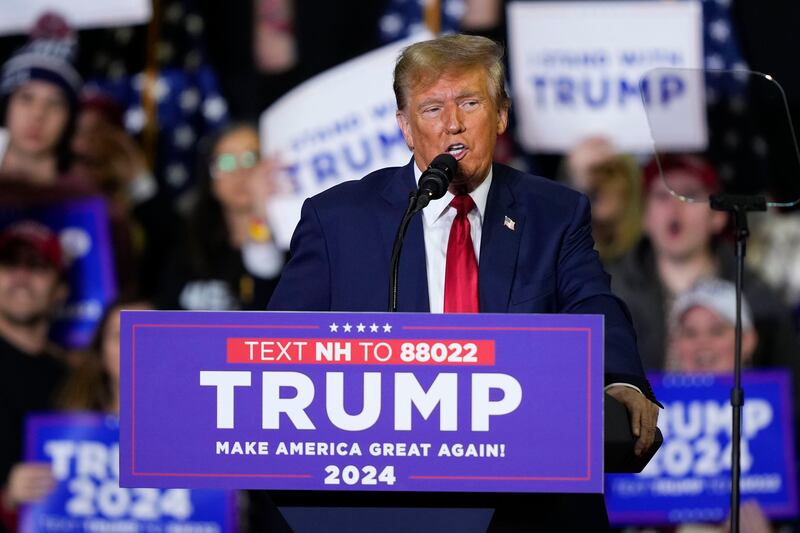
414, 161, 492, 226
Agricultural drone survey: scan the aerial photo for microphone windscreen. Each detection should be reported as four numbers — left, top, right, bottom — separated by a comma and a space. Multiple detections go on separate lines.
429, 153, 458, 182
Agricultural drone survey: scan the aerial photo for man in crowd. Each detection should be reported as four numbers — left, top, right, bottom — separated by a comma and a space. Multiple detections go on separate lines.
268, 33, 659, 528
666, 278, 773, 533
0, 221, 68, 531
669, 278, 758, 373
608, 155, 798, 377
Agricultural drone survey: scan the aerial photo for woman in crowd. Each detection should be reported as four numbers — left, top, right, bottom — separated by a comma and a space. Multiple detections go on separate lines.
562, 136, 642, 263
68, 89, 180, 299
157, 123, 284, 311
58, 300, 150, 413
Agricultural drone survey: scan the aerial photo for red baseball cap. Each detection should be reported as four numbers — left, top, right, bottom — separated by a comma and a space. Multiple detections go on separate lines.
0, 221, 64, 271
643, 154, 720, 196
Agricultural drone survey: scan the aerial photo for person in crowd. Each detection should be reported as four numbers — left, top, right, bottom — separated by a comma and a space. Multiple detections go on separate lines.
607, 155, 799, 375
0, 300, 149, 524
69, 88, 180, 299
562, 137, 642, 263
268, 33, 659, 529
0, 221, 68, 532
58, 299, 150, 414
669, 278, 758, 373
665, 278, 773, 533
0, 13, 84, 188
0, 14, 135, 322
157, 123, 284, 311
747, 209, 800, 329
70, 89, 150, 206
563, 136, 616, 191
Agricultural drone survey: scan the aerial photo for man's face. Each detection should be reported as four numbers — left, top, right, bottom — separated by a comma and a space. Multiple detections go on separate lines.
0, 248, 64, 326
674, 306, 754, 372
5, 80, 70, 157
643, 173, 727, 261
396, 67, 508, 193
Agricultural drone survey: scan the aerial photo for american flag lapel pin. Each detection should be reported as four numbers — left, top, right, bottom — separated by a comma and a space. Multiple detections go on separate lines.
504, 216, 516, 231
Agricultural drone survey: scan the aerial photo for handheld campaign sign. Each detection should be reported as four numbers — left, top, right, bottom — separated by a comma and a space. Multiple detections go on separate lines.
0, 197, 117, 349
20, 413, 235, 533
606, 372, 798, 525
120, 311, 604, 494
507, 1, 706, 152
259, 34, 429, 249
0, 0, 151, 35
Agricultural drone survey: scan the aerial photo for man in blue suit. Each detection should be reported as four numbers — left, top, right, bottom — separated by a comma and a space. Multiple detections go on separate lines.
268, 34, 659, 529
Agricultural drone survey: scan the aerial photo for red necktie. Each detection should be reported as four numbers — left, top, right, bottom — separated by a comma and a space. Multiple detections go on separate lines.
444, 194, 479, 313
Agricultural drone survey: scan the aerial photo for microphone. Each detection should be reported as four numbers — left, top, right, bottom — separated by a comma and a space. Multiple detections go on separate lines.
388, 153, 457, 311
415, 153, 458, 210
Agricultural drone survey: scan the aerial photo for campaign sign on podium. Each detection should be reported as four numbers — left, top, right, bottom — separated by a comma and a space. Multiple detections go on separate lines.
119, 311, 603, 493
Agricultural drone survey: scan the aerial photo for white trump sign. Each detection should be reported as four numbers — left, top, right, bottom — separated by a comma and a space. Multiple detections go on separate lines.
260, 35, 429, 248
507, 1, 706, 153
0, 0, 151, 35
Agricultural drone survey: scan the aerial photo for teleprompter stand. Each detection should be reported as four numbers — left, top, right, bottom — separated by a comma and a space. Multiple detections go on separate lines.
709, 193, 768, 533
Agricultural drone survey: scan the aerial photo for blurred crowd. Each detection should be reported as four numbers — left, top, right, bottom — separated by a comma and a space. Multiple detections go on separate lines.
1, 1, 799, 532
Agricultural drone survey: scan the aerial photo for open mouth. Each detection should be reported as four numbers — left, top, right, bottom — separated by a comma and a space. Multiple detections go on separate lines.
446, 143, 468, 160
667, 220, 682, 237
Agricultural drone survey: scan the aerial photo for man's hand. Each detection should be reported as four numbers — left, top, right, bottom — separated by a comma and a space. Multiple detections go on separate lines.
2, 462, 55, 507
606, 385, 660, 456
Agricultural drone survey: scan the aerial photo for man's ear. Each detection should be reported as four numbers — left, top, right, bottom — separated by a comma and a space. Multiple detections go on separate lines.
396, 110, 414, 151
497, 105, 509, 136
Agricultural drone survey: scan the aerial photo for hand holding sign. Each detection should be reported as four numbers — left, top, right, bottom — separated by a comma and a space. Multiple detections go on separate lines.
20, 414, 235, 533
3, 462, 55, 506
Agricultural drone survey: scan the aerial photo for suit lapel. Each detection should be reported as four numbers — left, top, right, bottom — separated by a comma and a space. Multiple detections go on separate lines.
479, 165, 525, 312
375, 161, 430, 312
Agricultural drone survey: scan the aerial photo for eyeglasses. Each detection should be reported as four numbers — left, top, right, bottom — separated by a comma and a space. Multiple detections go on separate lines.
211, 151, 259, 177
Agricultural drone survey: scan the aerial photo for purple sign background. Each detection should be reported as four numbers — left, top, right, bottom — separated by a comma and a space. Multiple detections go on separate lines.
120, 311, 603, 493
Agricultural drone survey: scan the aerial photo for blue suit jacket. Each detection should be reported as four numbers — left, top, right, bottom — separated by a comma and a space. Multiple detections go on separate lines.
268, 161, 654, 398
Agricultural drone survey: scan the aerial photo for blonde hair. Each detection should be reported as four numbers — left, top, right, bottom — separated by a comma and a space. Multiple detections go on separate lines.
584, 155, 643, 262
393, 34, 509, 112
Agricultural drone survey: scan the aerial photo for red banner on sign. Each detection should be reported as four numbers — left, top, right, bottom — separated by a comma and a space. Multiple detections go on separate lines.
226, 338, 495, 366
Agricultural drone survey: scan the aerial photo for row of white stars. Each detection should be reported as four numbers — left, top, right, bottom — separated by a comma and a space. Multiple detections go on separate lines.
329, 322, 392, 333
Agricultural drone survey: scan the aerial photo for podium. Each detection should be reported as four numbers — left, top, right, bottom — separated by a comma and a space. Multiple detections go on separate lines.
119, 310, 659, 530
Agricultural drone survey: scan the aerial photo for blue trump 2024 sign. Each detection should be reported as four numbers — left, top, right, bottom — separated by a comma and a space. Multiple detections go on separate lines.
119, 311, 604, 493
606, 371, 798, 524
20, 413, 235, 533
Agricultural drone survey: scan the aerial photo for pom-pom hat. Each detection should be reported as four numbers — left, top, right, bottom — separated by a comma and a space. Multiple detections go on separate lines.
0, 12, 82, 105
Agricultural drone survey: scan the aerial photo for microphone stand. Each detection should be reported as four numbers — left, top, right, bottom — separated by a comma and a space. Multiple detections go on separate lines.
388, 193, 424, 312
708, 193, 766, 533
388, 154, 456, 312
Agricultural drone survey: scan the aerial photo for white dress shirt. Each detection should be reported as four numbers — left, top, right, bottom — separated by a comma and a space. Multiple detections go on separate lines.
415, 163, 492, 313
